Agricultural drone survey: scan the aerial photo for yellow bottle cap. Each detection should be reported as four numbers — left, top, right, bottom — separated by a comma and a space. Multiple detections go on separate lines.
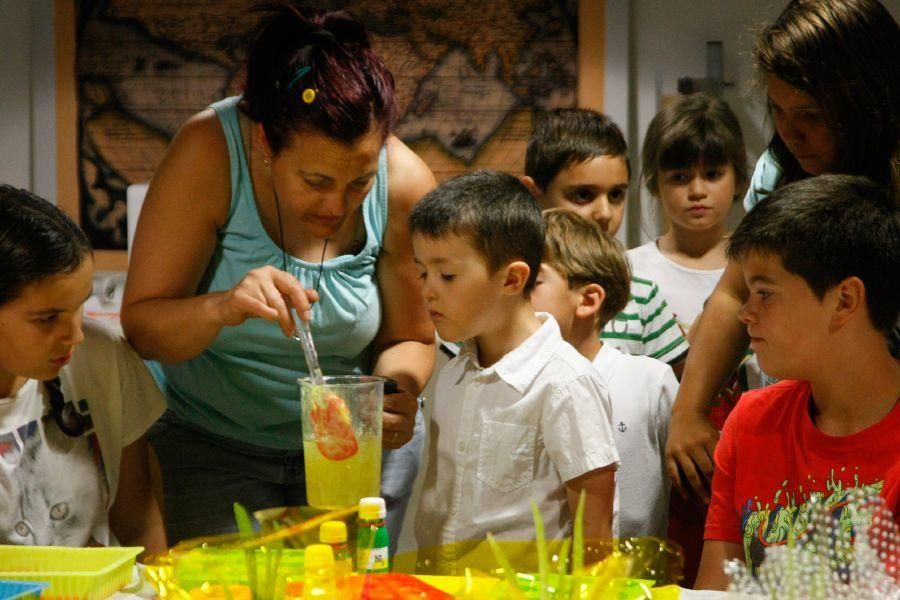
319, 520, 347, 544
358, 497, 386, 521
304, 544, 335, 572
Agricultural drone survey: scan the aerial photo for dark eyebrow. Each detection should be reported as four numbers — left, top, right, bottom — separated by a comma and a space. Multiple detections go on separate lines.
767, 97, 818, 111
748, 274, 777, 285
299, 170, 378, 184
25, 289, 94, 315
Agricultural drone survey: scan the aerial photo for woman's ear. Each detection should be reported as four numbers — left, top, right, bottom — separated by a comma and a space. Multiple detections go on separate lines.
256, 124, 274, 163
501, 260, 532, 295
576, 283, 606, 321
520, 175, 543, 201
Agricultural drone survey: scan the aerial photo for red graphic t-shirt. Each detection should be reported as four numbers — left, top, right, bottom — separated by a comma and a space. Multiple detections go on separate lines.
705, 380, 900, 574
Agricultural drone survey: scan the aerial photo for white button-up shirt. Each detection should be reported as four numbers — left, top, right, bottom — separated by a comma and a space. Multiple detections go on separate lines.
415, 314, 619, 574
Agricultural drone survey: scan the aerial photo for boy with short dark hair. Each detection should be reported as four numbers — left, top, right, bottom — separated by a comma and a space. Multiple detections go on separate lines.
696, 175, 900, 590
531, 208, 679, 539
522, 108, 688, 368
410, 170, 619, 574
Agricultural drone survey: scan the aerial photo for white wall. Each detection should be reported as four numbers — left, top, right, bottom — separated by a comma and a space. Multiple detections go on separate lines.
0, 0, 34, 191
626, 0, 783, 244
0, 0, 55, 198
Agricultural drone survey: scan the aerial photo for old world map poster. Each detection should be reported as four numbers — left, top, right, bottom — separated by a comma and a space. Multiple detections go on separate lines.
75, 0, 580, 250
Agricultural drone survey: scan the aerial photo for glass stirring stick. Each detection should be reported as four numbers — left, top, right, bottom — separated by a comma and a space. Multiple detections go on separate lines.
293, 309, 359, 459
293, 310, 325, 384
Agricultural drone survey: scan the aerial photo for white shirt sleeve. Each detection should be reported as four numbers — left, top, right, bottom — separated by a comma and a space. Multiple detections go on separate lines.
541, 374, 619, 483
63, 319, 166, 504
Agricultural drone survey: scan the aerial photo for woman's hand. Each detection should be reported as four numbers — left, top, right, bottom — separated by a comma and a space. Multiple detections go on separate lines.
218, 265, 319, 336
382, 388, 418, 449
665, 408, 720, 502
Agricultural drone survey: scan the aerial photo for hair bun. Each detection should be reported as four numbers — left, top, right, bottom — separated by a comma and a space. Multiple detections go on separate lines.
307, 28, 336, 45
322, 12, 371, 49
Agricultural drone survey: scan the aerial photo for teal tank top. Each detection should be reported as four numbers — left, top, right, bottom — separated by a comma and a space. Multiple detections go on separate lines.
151, 96, 388, 449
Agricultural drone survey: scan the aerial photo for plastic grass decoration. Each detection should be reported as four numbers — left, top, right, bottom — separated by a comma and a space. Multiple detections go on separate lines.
233, 503, 258, 600
145, 505, 357, 600
482, 490, 671, 599
147, 494, 682, 599
532, 502, 549, 600
573, 490, 585, 596
486, 533, 527, 600
556, 537, 572, 598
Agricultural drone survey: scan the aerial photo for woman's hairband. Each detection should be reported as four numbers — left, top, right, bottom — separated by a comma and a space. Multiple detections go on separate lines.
288, 65, 317, 104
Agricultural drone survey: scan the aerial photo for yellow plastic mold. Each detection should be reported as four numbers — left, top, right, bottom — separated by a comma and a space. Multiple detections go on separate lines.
0, 546, 142, 600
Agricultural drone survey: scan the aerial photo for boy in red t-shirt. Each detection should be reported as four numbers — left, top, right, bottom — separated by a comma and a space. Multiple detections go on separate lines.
695, 175, 900, 590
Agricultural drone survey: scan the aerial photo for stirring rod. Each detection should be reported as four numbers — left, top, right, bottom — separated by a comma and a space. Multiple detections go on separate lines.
293, 310, 325, 385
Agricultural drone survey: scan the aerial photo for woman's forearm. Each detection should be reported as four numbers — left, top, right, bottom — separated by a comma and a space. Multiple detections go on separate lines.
372, 339, 436, 396
121, 292, 229, 363
673, 269, 750, 418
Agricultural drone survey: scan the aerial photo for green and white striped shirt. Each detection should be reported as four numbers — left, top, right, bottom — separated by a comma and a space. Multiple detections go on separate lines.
601, 273, 688, 365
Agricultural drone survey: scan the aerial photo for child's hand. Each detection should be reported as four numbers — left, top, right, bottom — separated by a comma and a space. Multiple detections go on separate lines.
665, 409, 720, 502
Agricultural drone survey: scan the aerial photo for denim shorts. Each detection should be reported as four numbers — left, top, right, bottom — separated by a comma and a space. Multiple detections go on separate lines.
149, 407, 424, 551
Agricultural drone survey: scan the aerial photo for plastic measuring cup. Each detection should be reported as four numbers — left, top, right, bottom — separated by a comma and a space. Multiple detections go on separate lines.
300, 375, 384, 509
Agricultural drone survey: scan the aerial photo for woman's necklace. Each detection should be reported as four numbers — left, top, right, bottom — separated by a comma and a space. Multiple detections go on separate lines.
272, 184, 327, 293
246, 116, 327, 291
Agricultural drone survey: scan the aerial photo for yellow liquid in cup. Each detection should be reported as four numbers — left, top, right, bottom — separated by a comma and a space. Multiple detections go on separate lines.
304, 436, 382, 509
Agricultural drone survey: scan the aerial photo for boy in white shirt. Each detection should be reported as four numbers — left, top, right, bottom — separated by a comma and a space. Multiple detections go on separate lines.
411, 170, 619, 574
531, 209, 679, 539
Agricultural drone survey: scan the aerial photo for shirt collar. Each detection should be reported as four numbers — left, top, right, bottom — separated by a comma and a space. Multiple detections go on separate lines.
458, 313, 562, 394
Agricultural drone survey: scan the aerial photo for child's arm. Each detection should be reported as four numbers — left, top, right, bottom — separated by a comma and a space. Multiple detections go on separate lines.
565, 464, 616, 541
108, 435, 167, 559
695, 540, 742, 590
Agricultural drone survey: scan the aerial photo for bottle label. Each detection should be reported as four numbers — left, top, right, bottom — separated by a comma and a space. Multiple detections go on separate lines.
361, 545, 389, 572
357, 520, 389, 573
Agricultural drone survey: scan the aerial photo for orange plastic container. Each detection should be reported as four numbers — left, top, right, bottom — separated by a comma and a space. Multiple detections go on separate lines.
0, 546, 141, 600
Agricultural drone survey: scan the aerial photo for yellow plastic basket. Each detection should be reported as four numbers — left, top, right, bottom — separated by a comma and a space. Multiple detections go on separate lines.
0, 546, 141, 600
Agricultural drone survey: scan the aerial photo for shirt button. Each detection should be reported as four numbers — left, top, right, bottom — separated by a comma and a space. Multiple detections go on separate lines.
457, 442, 465, 452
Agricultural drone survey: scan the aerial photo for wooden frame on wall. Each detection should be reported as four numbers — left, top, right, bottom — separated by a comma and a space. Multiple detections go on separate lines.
54, 0, 603, 273
55, 0, 128, 271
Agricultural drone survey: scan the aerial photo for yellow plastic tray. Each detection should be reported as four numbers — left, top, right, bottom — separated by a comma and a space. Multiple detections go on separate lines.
0, 546, 142, 600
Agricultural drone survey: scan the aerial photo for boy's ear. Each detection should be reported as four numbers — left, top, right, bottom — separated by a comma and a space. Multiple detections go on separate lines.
829, 276, 865, 331
500, 260, 531, 295
520, 175, 543, 201
576, 283, 606, 321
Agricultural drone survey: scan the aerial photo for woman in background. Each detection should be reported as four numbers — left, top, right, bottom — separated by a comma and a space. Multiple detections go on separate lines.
666, 0, 900, 509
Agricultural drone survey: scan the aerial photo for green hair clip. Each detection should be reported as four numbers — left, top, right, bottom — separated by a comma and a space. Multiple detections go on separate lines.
288, 66, 312, 90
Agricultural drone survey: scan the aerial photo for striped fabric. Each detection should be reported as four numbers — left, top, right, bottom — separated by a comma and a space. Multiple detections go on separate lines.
601, 273, 688, 365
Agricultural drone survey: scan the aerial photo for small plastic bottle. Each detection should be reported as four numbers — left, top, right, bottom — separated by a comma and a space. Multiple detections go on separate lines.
302, 544, 336, 599
319, 520, 353, 578
356, 496, 389, 573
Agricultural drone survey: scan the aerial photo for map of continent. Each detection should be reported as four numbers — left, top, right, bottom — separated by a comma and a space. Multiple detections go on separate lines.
76, 0, 577, 249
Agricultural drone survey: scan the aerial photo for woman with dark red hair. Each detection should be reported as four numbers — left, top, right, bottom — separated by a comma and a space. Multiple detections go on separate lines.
121, 2, 436, 546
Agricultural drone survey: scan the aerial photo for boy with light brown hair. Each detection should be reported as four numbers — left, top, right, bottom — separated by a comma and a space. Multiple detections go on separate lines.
531, 209, 679, 539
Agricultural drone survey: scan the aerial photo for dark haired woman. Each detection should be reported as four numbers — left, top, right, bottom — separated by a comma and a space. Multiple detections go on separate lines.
121, 3, 436, 544
0, 185, 166, 556
665, 0, 900, 544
